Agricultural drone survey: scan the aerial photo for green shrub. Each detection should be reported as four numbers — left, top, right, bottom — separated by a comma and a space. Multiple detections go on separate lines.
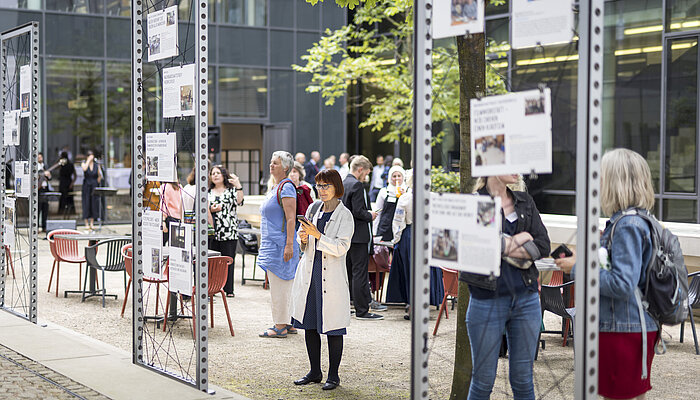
430, 166, 460, 193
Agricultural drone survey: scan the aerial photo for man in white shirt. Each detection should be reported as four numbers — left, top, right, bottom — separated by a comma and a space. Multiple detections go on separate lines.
369, 154, 385, 202
338, 152, 350, 180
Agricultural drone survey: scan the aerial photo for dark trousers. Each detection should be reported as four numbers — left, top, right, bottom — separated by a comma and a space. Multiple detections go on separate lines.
38, 201, 48, 231
209, 238, 238, 295
346, 242, 371, 316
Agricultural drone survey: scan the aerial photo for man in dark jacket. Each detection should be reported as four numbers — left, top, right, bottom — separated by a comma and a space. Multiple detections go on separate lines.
342, 155, 384, 320
304, 151, 321, 185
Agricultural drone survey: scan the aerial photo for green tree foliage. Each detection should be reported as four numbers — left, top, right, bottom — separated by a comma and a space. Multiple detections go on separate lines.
430, 166, 460, 193
296, 0, 506, 144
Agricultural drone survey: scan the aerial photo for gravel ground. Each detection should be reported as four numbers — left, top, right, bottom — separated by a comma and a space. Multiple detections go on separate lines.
3, 225, 699, 400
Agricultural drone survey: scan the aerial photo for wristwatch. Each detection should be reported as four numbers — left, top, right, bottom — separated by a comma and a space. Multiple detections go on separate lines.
235, 187, 243, 191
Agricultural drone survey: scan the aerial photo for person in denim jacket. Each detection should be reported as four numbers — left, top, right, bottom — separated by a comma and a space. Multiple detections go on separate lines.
556, 148, 657, 400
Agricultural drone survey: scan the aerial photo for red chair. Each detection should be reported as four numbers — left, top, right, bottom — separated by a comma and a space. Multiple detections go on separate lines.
120, 244, 168, 318
5, 245, 15, 279
368, 245, 391, 302
47, 229, 89, 297
433, 267, 459, 336
162, 256, 235, 337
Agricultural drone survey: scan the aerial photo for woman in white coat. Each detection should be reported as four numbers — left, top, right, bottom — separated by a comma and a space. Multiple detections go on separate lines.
291, 169, 354, 391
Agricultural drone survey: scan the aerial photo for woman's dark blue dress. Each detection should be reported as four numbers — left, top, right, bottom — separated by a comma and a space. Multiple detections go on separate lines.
292, 211, 346, 336
386, 226, 444, 306
82, 164, 100, 220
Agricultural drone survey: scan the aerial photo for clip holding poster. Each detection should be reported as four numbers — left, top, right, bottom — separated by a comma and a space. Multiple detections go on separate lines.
429, 193, 502, 277
470, 88, 553, 177
433, 0, 485, 40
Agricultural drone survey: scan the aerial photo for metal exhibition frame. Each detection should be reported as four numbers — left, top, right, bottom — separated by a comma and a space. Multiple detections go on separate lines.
574, 0, 603, 398
131, 0, 210, 391
411, 1, 603, 398
0, 22, 40, 324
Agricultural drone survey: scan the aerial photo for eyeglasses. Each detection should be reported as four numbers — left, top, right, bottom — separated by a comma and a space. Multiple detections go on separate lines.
315, 183, 332, 191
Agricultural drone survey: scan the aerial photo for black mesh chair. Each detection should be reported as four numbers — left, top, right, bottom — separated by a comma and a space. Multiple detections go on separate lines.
680, 271, 700, 355
82, 238, 131, 307
536, 280, 575, 360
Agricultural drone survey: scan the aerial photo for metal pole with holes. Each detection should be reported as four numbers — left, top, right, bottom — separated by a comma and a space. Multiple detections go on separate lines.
411, 0, 432, 398
574, 0, 604, 398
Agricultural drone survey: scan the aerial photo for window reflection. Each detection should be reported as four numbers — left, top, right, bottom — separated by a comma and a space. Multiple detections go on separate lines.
45, 0, 104, 14
0, 0, 42, 10
219, 0, 266, 26
106, 62, 131, 168
218, 67, 267, 118
666, 0, 700, 32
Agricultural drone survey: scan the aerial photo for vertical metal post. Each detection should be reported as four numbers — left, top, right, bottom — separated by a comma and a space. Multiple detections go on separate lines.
0, 32, 6, 308
131, 0, 145, 367
411, 0, 432, 399
28, 22, 39, 324
574, 0, 604, 398
195, 0, 210, 392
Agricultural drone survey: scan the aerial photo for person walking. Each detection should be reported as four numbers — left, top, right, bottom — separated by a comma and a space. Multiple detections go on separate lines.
459, 174, 550, 399
342, 156, 383, 320
80, 151, 102, 231
291, 169, 353, 391
209, 165, 244, 297
555, 149, 659, 400
258, 151, 300, 337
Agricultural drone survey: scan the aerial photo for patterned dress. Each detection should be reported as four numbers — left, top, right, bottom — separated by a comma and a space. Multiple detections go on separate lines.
208, 187, 238, 241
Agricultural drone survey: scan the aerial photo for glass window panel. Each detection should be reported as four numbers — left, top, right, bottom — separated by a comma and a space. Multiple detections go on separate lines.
663, 198, 697, 223
296, 71, 319, 150
106, 18, 130, 59
46, 15, 104, 57
297, 0, 319, 30
512, 42, 578, 192
666, 0, 700, 33
531, 193, 576, 216
46, 59, 104, 163
106, 62, 131, 168
0, 0, 41, 10
322, 97, 345, 157
296, 32, 317, 62
221, 0, 266, 26
271, 30, 294, 68
0, 11, 41, 34
218, 26, 267, 65
218, 67, 267, 118
106, 0, 129, 16
322, 0, 345, 30
270, 70, 293, 123
270, 0, 293, 27
603, 0, 663, 192
486, 0, 508, 16
665, 37, 697, 193
46, 0, 103, 13
485, 17, 508, 46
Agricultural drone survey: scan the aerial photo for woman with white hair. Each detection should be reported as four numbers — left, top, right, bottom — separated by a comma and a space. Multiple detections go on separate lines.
258, 151, 300, 338
374, 165, 406, 242
556, 149, 658, 400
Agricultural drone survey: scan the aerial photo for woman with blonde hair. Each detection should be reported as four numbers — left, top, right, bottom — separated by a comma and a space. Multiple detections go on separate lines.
556, 148, 657, 400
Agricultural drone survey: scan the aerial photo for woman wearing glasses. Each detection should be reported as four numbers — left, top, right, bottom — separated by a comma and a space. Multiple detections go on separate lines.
208, 165, 244, 297
291, 169, 353, 391
259, 151, 300, 338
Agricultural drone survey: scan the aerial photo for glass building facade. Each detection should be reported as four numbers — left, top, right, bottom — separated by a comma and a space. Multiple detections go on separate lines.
419, 0, 700, 223
0, 0, 346, 205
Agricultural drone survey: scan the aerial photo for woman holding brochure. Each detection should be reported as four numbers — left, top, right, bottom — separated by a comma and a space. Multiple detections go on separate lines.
291, 169, 353, 391
459, 175, 550, 400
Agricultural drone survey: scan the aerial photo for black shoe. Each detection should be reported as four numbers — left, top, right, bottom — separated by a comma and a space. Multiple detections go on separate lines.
403, 314, 410, 320
322, 379, 339, 390
294, 373, 323, 385
355, 312, 384, 320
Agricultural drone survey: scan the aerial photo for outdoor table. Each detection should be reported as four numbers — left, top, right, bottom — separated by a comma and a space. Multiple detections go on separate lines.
53, 233, 131, 298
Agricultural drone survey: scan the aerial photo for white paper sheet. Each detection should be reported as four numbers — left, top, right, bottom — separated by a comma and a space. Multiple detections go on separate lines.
147, 6, 179, 62
4, 197, 15, 251
145, 132, 177, 182
143, 210, 164, 280
3, 110, 20, 147
429, 193, 501, 276
470, 88, 552, 177
162, 64, 195, 119
19, 65, 30, 117
167, 221, 193, 294
512, 0, 575, 49
14, 161, 30, 198
433, 0, 485, 39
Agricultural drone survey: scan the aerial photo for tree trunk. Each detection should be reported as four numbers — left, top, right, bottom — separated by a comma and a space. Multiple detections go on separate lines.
449, 32, 486, 400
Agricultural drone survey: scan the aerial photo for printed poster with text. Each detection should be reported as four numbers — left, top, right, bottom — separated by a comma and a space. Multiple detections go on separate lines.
147, 5, 178, 62
3, 110, 20, 147
433, 0, 484, 39
14, 161, 30, 198
19, 65, 30, 117
143, 210, 164, 281
162, 64, 195, 119
429, 193, 501, 277
168, 221, 193, 294
512, 0, 574, 49
4, 197, 15, 251
145, 132, 177, 182
470, 88, 552, 177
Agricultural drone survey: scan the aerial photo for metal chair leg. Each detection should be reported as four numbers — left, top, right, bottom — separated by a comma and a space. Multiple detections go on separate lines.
689, 307, 699, 355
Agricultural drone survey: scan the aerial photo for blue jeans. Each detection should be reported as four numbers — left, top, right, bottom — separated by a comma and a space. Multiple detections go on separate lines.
466, 291, 541, 400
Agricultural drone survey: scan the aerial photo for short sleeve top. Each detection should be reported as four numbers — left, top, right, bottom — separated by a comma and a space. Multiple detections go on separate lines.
208, 187, 238, 241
